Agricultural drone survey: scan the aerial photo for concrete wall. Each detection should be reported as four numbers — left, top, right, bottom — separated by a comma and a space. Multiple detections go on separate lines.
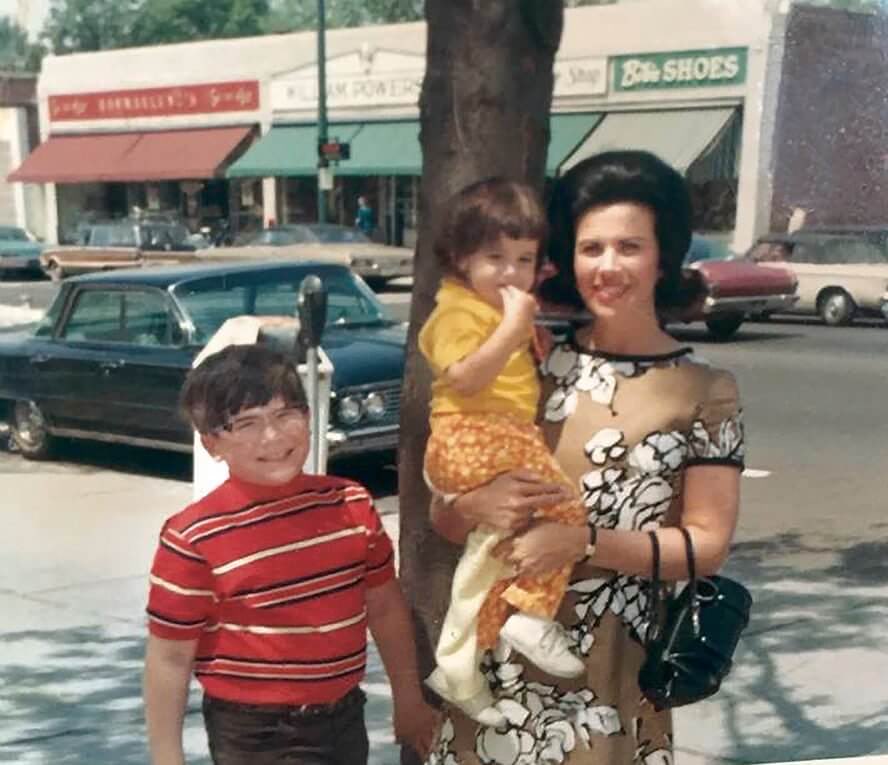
770, 4, 888, 229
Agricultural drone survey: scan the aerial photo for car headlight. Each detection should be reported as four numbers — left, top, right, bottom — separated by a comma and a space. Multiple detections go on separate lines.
364, 392, 386, 421
338, 396, 363, 425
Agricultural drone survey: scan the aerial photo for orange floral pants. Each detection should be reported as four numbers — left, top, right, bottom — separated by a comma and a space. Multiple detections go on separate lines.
425, 413, 586, 649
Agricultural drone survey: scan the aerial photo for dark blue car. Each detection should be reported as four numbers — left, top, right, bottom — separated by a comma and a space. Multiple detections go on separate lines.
0, 260, 405, 461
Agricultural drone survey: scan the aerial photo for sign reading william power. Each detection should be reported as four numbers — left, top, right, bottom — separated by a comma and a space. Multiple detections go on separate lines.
614, 48, 747, 92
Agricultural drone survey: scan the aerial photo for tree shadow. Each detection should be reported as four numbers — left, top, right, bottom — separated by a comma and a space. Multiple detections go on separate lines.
686, 532, 888, 763
0, 624, 209, 764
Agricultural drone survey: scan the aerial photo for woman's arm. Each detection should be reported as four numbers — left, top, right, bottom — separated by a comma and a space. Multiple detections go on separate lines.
429, 469, 570, 545
508, 464, 740, 580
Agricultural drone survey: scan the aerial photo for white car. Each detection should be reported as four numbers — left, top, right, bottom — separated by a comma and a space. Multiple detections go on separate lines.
226, 223, 414, 289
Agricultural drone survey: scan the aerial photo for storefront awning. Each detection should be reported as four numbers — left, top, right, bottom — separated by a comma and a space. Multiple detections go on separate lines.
229, 114, 604, 179
227, 121, 423, 178
8, 126, 254, 183
559, 108, 737, 175
547, 113, 603, 175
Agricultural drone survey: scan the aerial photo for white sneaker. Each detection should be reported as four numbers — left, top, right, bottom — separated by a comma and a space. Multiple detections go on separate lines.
500, 612, 585, 678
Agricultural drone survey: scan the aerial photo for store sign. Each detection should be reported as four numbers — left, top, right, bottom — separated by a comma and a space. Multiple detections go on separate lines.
49, 80, 260, 122
272, 73, 422, 111
614, 48, 747, 92
553, 57, 608, 97
272, 51, 607, 112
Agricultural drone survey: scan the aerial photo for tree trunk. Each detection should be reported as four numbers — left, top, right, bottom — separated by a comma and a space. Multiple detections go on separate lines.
398, 2, 563, 761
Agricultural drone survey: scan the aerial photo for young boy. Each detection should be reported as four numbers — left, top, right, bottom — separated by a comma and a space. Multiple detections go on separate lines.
143, 343, 438, 765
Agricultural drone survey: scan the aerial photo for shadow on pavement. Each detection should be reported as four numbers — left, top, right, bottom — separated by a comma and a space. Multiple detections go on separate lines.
700, 532, 888, 762
0, 625, 162, 764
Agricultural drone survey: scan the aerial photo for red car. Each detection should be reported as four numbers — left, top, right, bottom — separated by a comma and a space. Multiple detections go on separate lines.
672, 235, 799, 339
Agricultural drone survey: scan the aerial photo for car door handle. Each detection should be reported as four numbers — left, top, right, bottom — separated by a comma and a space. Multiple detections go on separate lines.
30, 354, 50, 365
100, 360, 126, 372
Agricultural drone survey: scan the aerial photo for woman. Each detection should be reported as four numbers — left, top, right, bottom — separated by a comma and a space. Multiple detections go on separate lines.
425, 150, 744, 765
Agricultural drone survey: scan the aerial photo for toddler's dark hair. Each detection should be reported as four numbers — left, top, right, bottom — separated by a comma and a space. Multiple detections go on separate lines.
180, 344, 307, 435
434, 177, 548, 277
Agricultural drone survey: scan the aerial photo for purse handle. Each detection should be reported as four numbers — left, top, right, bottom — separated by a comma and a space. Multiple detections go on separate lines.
645, 527, 700, 644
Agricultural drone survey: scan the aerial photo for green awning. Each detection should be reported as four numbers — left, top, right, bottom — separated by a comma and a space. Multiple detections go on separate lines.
227, 121, 422, 178
228, 114, 602, 178
560, 108, 737, 175
547, 113, 603, 175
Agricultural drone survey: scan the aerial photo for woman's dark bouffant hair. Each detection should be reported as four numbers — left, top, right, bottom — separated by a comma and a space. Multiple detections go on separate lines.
434, 177, 548, 276
539, 150, 703, 313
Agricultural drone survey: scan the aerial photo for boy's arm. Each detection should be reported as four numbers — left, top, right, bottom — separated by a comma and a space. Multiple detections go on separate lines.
143, 634, 198, 765
366, 579, 440, 759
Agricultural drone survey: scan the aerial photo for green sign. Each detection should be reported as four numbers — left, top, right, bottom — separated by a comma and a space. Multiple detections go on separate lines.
614, 48, 747, 92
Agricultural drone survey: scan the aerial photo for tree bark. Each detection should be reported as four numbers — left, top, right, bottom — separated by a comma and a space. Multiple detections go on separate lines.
398, 2, 563, 761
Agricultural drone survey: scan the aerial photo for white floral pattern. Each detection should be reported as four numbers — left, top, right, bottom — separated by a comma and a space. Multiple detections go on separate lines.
429, 340, 743, 765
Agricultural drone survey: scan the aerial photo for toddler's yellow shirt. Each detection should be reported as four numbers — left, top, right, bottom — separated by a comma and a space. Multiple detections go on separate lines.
418, 278, 539, 421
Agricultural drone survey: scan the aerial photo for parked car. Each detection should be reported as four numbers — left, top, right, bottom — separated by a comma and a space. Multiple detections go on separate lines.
40, 219, 198, 281
0, 226, 44, 278
667, 235, 799, 339
0, 261, 405, 462
747, 231, 888, 326
226, 223, 414, 288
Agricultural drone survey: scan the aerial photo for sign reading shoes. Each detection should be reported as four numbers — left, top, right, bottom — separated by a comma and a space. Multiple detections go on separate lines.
614, 48, 747, 92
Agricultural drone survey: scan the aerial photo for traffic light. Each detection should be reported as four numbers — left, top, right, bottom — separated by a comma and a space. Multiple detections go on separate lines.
318, 140, 351, 162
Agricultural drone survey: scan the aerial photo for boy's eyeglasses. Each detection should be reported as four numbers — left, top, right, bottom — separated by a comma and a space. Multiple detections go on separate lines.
217, 407, 309, 441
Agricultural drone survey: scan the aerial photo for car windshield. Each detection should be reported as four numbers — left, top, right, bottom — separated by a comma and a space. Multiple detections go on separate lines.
142, 223, 191, 248
0, 227, 29, 242
172, 268, 391, 344
685, 236, 733, 264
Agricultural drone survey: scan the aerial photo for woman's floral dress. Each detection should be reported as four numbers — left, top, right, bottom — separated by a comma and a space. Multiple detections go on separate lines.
427, 334, 745, 765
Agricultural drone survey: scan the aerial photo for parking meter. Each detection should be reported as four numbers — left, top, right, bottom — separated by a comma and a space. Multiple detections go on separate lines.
298, 275, 327, 474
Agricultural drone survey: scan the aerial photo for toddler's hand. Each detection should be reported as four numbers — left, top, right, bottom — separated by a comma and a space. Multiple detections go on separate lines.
500, 285, 538, 338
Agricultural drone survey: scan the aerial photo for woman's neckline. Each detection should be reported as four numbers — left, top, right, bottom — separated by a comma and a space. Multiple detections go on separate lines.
567, 326, 693, 362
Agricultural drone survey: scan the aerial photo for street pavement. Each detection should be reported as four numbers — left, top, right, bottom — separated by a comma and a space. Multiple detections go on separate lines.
1, 286, 887, 764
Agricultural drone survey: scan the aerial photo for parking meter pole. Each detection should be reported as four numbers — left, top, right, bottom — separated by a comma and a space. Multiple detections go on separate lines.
298, 275, 327, 474
305, 346, 320, 473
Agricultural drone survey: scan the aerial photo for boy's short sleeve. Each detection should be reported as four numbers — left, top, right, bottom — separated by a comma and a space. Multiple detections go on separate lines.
419, 306, 489, 376
687, 369, 745, 468
146, 518, 216, 640
344, 485, 395, 588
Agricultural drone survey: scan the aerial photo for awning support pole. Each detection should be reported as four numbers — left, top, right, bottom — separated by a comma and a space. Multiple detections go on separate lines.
316, 0, 328, 224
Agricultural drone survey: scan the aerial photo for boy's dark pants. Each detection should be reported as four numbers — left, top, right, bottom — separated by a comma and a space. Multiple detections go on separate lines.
202, 687, 368, 765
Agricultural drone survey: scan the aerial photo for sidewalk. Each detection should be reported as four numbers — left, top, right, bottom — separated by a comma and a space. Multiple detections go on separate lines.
2, 469, 887, 764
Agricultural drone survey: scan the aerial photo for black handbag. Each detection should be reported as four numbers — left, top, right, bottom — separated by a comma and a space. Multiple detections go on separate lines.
638, 527, 753, 710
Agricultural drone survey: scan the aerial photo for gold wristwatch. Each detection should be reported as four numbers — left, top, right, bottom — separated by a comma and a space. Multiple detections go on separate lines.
584, 526, 598, 562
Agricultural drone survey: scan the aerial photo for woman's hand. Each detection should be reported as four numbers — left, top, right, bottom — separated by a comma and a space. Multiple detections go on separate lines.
454, 469, 571, 535
494, 521, 588, 576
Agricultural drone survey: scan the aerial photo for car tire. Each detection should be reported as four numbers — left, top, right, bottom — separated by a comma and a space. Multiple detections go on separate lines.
363, 276, 387, 291
818, 290, 855, 326
705, 315, 744, 340
11, 400, 55, 460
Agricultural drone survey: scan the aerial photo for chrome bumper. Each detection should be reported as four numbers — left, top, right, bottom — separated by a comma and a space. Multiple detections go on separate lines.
327, 424, 399, 457
703, 293, 799, 316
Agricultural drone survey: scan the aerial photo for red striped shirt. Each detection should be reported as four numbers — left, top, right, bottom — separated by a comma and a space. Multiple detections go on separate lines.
146, 472, 395, 705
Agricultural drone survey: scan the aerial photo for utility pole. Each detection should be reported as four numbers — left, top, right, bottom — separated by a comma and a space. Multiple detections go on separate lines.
316, 0, 329, 224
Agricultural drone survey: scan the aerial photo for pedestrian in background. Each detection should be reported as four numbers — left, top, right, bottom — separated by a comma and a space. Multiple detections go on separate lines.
355, 195, 375, 237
